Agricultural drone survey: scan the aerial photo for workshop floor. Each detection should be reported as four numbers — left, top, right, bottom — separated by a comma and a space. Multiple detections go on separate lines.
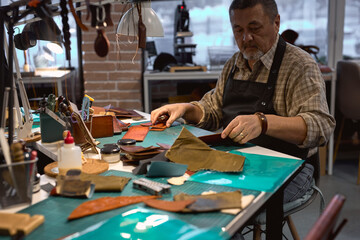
243, 141, 360, 240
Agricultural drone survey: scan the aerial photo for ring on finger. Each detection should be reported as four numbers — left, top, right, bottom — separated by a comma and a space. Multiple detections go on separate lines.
239, 132, 245, 138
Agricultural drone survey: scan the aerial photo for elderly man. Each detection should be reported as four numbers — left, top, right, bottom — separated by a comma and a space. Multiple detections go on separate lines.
151, 0, 335, 203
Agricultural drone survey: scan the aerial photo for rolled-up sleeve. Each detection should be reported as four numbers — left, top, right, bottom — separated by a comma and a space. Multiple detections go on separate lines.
281, 61, 335, 148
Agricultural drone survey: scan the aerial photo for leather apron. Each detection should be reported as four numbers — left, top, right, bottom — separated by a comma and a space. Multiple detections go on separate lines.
222, 37, 309, 160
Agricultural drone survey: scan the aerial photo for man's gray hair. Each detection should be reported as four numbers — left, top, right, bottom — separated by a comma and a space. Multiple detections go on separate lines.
229, 0, 278, 22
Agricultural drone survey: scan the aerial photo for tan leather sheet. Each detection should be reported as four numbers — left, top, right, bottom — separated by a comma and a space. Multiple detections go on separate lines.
165, 127, 245, 172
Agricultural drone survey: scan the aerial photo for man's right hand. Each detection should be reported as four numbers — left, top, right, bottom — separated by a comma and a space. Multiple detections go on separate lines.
150, 103, 202, 128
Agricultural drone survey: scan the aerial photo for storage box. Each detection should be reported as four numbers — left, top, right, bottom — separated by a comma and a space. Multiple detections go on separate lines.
0, 159, 38, 209
72, 115, 113, 144
40, 112, 66, 143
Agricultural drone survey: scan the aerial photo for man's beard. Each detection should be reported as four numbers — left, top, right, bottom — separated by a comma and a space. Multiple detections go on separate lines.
242, 47, 264, 61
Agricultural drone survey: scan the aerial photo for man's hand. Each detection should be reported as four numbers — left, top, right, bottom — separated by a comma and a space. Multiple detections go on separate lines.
221, 114, 262, 144
151, 103, 195, 128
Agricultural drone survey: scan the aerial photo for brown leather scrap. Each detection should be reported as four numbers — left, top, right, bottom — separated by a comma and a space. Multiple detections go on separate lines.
122, 125, 149, 142
113, 117, 130, 132
91, 106, 143, 120
79, 173, 130, 192
120, 145, 162, 162
198, 133, 234, 146
144, 199, 195, 212
140, 122, 167, 131
120, 145, 160, 154
174, 191, 243, 212
68, 195, 159, 220
156, 143, 172, 150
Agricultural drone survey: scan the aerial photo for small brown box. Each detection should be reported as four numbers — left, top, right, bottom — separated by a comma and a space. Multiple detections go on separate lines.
73, 115, 113, 144
90, 115, 114, 138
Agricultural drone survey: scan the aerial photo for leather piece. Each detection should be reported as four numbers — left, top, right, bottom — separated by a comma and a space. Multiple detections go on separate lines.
132, 151, 168, 175
144, 199, 195, 212
122, 125, 149, 142
140, 122, 167, 131
92, 106, 143, 120
55, 178, 94, 198
156, 143, 172, 150
198, 133, 234, 146
146, 161, 187, 178
113, 117, 130, 133
68, 0, 88, 31
174, 191, 243, 212
165, 128, 245, 172
120, 145, 159, 154
94, 29, 110, 57
120, 145, 162, 162
112, 116, 122, 134
79, 173, 130, 192
0, 213, 44, 236
137, 3, 146, 49
68, 195, 159, 220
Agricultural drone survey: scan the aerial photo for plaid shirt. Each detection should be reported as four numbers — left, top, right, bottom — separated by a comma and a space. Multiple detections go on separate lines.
192, 35, 335, 152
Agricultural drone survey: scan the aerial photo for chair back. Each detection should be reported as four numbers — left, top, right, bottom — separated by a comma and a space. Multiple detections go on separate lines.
304, 194, 347, 240
336, 61, 360, 120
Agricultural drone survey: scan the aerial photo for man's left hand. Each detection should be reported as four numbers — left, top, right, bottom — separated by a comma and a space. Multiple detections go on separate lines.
221, 114, 262, 144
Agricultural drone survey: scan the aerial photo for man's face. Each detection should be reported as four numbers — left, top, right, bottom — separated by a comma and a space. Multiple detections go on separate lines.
230, 4, 280, 62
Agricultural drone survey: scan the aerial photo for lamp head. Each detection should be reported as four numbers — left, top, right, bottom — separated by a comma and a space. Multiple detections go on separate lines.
116, 1, 164, 37
14, 19, 63, 51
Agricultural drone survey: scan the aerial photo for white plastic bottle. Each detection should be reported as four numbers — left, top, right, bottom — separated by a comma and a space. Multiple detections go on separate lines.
57, 131, 82, 175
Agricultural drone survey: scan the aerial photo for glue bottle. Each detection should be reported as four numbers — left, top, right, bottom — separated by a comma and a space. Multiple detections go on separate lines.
58, 131, 82, 175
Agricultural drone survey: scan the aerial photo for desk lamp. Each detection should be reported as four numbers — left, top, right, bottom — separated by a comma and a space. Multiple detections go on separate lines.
14, 19, 63, 52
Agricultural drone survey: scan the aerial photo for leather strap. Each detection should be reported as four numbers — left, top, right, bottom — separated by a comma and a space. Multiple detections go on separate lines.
68, 0, 89, 31
255, 112, 268, 134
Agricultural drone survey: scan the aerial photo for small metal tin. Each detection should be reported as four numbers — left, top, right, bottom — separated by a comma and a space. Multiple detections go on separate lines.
100, 145, 121, 163
103, 143, 119, 149
117, 139, 136, 146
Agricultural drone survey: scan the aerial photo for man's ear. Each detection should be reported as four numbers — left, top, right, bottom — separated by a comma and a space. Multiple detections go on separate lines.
274, 14, 280, 33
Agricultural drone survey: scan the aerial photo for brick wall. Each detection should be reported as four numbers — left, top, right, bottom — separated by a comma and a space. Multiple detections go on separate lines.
81, 3, 143, 110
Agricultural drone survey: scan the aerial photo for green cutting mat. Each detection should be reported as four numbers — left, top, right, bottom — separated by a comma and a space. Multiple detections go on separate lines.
97, 123, 213, 148
97, 123, 252, 152
1, 170, 260, 240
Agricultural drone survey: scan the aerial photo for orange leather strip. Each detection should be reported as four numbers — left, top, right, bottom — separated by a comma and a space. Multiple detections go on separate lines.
68, 0, 89, 31
68, 195, 159, 220
140, 122, 167, 131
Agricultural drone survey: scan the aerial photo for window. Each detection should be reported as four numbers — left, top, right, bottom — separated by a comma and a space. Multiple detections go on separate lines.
150, 0, 330, 67
277, 0, 329, 63
343, 0, 360, 59
151, 0, 234, 68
